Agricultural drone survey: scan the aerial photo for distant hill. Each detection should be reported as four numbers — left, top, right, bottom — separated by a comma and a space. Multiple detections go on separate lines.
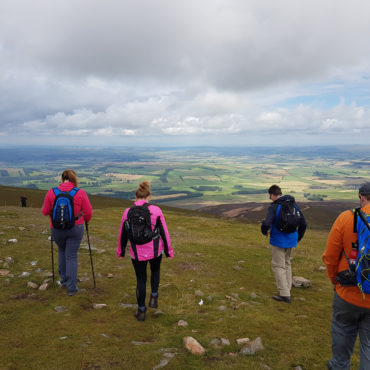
199, 200, 358, 231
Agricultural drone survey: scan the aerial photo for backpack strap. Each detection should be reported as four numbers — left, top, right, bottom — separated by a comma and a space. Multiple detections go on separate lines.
353, 208, 360, 233
357, 209, 370, 231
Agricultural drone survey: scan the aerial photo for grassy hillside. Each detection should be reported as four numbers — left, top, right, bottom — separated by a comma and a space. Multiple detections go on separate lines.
0, 188, 362, 369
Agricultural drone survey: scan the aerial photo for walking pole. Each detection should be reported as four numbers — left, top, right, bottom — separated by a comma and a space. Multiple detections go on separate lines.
85, 222, 96, 288
50, 235, 55, 284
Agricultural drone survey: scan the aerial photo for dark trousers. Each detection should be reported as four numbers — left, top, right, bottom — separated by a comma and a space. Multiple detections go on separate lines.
51, 225, 84, 294
329, 292, 370, 370
131, 255, 162, 308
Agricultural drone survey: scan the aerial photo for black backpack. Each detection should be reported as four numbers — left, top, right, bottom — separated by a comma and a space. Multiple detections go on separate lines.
125, 203, 157, 245
276, 202, 301, 233
52, 187, 80, 229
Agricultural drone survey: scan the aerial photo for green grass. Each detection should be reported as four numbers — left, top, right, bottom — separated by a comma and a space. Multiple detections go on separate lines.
0, 190, 362, 369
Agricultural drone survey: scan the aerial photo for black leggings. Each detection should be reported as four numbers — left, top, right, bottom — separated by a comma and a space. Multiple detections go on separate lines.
131, 255, 162, 308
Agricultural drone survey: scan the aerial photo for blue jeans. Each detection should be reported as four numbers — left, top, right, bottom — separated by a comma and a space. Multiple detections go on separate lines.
329, 292, 370, 370
51, 225, 84, 294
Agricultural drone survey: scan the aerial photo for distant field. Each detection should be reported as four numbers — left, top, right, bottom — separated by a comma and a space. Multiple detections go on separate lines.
0, 146, 369, 209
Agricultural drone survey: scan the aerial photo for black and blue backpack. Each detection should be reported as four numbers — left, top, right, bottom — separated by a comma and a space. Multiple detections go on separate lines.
51, 187, 80, 229
275, 201, 302, 233
354, 208, 370, 296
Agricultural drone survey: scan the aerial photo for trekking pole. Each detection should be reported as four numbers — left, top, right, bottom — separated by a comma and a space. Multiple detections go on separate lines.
50, 235, 55, 284
85, 222, 96, 288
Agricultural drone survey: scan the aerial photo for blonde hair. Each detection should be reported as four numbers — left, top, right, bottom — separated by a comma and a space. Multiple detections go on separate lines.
61, 169, 78, 187
136, 181, 151, 199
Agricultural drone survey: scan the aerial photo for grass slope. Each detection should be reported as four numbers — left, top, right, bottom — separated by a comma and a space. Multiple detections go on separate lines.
0, 189, 361, 369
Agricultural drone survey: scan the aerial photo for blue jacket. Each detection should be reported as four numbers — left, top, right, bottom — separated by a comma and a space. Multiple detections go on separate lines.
261, 195, 307, 248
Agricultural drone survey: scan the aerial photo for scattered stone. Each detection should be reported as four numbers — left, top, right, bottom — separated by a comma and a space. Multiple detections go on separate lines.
198, 299, 204, 306
78, 277, 89, 282
5, 257, 14, 264
131, 340, 151, 346
8, 239, 18, 243
206, 295, 214, 301
210, 338, 222, 347
195, 253, 201, 256
30, 261, 38, 266
293, 276, 312, 288
0, 269, 11, 276
153, 359, 169, 369
183, 336, 206, 355
237, 260, 245, 264
59, 336, 68, 340
194, 290, 204, 296
107, 273, 114, 278
297, 297, 306, 301
296, 315, 308, 319
120, 303, 137, 309
318, 266, 326, 271
100, 333, 110, 338
240, 337, 264, 356
233, 265, 242, 271
231, 293, 239, 299
236, 302, 250, 309
154, 310, 165, 316
218, 305, 227, 311
19, 272, 30, 278
177, 320, 188, 327
236, 338, 250, 345
55, 306, 67, 313
38, 283, 49, 291
27, 282, 38, 289
262, 364, 272, 370
93, 303, 107, 309
97, 273, 103, 278
250, 292, 258, 299
18, 227, 26, 231
220, 338, 230, 346
48, 236, 52, 241
293, 367, 303, 370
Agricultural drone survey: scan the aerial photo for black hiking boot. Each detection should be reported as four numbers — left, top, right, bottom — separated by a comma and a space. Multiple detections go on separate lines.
149, 294, 158, 308
134, 309, 146, 322
272, 295, 291, 303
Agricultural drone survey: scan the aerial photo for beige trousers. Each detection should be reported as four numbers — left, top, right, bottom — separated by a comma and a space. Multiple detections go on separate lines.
271, 245, 292, 297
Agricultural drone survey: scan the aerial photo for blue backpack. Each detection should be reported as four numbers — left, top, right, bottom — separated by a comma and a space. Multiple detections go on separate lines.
354, 208, 370, 296
52, 187, 80, 229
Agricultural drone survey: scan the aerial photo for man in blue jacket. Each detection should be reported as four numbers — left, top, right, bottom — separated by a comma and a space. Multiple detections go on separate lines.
261, 185, 307, 303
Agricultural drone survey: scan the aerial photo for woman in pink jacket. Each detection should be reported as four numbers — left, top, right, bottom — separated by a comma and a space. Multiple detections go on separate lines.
117, 181, 173, 321
42, 169, 93, 296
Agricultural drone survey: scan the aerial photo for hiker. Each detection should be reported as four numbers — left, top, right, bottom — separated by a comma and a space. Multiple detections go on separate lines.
20, 196, 27, 207
261, 185, 307, 303
117, 181, 173, 322
323, 183, 370, 369
41, 169, 93, 296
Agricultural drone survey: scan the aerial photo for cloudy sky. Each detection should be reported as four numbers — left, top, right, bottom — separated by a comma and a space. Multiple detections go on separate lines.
1, 0, 369, 147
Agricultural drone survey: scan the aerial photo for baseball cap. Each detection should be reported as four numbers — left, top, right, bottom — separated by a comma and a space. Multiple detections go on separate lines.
359, 182, 370, 195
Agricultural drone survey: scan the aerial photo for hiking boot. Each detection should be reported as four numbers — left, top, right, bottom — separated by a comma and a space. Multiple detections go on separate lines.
272, 295, 291, 303
149, 294, 158, 308
134, 309, 146, 322
68, 287, 79, 296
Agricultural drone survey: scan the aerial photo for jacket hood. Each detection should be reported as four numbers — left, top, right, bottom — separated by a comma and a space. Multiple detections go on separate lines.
275, 194, 296, 204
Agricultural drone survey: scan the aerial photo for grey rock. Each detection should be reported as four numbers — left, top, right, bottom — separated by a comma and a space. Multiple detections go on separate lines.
100, 333, 110, 338
153, 359, 169, 369
194, 290, 204, 296
55, 306, 67, 313
292, 276, 312, 288
220, 338, 230, 346
240, 337, 264, 356
59, 336, 68, 340
177, 320, 188, 327
0, 269, 11, 276
8, 239, 18, 243
93, 303, 107, 309
154, 310, 165, 316
19, 272, 30, 278
5, 257, 14, 264
250, 292, 258, 299
210, 338, 222, 347
218, 305, 227, 311
27, 282, 38, 289
30, 261, 38, 266
120, 303, 137, 309
236, 338, 250, 345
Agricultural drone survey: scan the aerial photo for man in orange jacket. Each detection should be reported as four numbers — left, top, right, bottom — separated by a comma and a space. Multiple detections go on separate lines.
323, 182, 370, 369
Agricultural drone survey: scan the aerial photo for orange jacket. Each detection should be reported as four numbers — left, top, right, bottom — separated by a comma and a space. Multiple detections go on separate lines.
323, 204, 370, 308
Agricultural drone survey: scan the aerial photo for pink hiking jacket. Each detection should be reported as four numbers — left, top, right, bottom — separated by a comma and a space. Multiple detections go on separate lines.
117, 200, 173, 261
41, 181, 93, 228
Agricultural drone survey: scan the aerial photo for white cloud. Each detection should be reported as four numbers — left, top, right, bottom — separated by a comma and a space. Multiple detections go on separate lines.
1, 0, 370, 145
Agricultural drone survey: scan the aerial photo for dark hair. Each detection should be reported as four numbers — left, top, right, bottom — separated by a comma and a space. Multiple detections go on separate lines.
268, 185, 282, 196
61, 169, 78, 187
136, 181, 151, 199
